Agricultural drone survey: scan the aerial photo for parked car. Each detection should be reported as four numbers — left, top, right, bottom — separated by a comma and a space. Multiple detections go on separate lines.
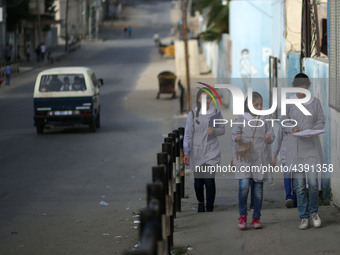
33, 67, 103, 134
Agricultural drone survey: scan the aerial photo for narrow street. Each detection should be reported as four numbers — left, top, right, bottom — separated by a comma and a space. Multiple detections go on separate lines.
1, 1, 340, 255
0, 2, 179, 254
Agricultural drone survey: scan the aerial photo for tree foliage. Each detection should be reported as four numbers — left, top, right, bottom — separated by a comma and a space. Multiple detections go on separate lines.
198, 0, 230, 42
6, 1, 31, 31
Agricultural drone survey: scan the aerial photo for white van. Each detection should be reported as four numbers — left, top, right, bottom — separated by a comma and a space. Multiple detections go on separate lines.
33, 67, 103, 134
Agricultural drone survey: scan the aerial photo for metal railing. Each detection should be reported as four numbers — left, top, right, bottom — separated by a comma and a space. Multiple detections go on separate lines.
125, 127, 186, 255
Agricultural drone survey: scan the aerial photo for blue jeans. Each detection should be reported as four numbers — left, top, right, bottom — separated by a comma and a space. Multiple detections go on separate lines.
284, 171, 297, 205
6, 74, 10, 85
293, 171, 319, 219
283, 163, 297, 206
239, 178, 263, 219
250, 181, 255, 209
194, 178, 216, 211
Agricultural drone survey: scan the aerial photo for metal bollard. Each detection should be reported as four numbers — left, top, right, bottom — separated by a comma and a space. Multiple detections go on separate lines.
178, 80, 185, 114
178, 127, 185, 198
147, 182, 168, 255
138, 200, 160, 255
164, 137, 176, 219
172, 130, 181, 212
147, 182, 164, 216
167, 133, 179, 214
161, 143, 174, 249
152, 165, 167, 208
156, 153, 170, 195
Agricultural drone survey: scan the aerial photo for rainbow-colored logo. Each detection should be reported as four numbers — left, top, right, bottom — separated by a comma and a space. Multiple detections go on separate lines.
196, 82, 223, 107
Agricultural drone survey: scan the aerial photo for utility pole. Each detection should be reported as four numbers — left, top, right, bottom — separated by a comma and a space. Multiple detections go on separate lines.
65, 0, 69, 53
36, 0, 42, 44
181, 0, 191, 111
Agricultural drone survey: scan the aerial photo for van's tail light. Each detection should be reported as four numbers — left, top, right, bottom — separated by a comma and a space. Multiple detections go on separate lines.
81, 110, 91, 115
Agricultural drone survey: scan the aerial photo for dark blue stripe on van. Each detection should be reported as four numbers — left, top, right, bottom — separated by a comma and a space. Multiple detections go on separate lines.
34, 97, 93, 111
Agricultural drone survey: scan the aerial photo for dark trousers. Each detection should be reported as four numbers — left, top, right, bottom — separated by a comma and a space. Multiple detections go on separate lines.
194, 177, 216, 211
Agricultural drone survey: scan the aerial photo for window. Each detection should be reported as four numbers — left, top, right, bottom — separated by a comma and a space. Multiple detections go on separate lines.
91, 73, 98, 87
329, 0, 340, 111
39, 74, 86, 92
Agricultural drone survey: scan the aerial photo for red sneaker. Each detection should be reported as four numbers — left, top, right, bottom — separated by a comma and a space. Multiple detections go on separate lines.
238, 216, 247, 230
250, 217, 262, 229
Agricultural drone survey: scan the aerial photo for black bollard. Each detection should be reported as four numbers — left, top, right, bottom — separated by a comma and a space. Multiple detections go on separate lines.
138, 202, 160, 255
152, 165, 167, 205
156, 153, 169, 194
164, 136, 176, 218
172, 130, 181, 212
147, 182, 164, 216
178, 80, 185, 114
178, 127, 185, 198
161, 143, 174, 248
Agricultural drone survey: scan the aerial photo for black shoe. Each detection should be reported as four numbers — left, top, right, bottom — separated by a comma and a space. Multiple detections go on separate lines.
198, 203, 205, 212
206, 207, 214, 212
285, 199, 294, 208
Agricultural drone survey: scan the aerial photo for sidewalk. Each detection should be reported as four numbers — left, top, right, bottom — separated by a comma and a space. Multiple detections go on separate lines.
18, 44, 72, 74
169, 63, 340, 255
171, 55, 340, 255
168, 8, 340, 255
0, 44, 79, 93
173, 172, 340, 255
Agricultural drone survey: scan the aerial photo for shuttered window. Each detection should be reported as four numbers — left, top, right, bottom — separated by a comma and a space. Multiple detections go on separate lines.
329, 0, 340, 111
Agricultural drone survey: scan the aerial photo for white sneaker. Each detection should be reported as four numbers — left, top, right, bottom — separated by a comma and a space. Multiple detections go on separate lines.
311, 213, 322, 228
298, 218, 310, 230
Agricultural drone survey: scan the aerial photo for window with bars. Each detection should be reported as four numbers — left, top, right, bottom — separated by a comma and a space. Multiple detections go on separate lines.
329, 0, 340, 112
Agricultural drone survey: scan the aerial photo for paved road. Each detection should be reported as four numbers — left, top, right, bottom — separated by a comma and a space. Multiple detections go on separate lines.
0, 2, 178, 254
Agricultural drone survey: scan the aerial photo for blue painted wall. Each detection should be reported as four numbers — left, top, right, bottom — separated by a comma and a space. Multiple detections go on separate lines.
230, 1, 273, 79
285, 52, 301, 84
229, 0, 283, 108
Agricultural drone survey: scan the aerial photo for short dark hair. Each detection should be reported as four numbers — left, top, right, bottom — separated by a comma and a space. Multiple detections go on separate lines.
292, 73, 311, 87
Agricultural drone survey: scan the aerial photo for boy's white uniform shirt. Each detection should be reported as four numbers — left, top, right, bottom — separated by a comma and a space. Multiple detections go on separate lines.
284, 96, 325, 172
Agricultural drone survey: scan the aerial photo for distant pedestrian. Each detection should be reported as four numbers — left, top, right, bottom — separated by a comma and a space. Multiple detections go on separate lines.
127, 26, 132, 37
183, 88, 225, 213
233, 92, 274, 230
123, 27, 128, 38
35, 44, 41, 62
26, 42, 31, 62
5, 63, 11, 86
47, 51, 53, 64
41, 43, 46, 61
153, 33, 159, 46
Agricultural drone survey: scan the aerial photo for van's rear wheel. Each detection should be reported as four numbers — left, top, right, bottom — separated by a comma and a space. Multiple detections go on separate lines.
89, 119, 96, 133
95, 113, 100, 128
36, 124, 44, 134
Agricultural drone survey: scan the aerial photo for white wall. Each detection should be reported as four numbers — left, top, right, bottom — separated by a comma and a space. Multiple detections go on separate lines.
175, 40, 200, 77
285, 0, 302, 52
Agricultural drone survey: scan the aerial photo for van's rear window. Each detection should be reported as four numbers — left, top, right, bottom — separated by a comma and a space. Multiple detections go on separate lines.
39, 74, 86, 92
